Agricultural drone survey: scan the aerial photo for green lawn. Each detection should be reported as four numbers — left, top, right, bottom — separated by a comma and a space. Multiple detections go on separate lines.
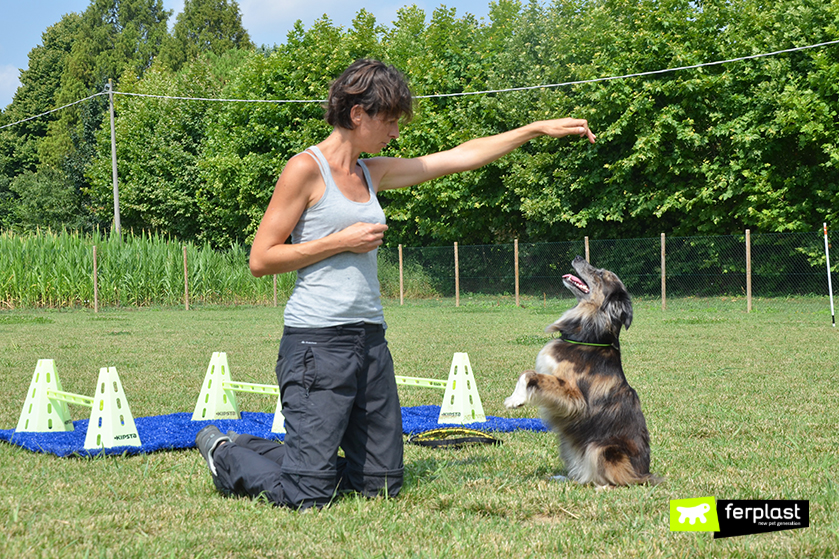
1, 297, 837, 558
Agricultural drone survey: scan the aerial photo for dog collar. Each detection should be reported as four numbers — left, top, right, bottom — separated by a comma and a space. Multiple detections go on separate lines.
560, 337, 616, 348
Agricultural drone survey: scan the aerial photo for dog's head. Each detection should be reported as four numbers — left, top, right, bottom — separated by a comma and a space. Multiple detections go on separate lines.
546, 256, 633, 345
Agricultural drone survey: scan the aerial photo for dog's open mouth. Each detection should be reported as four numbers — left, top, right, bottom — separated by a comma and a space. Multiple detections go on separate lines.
562, 274, 590, 294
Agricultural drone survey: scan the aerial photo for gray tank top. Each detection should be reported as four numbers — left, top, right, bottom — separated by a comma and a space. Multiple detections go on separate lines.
283, 146, 386, 328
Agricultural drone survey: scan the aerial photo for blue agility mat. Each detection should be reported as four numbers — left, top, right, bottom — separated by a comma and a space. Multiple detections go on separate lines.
0, 406, 547, 457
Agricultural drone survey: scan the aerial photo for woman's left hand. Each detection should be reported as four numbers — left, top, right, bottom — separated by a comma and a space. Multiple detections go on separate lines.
540, 118, 597, 144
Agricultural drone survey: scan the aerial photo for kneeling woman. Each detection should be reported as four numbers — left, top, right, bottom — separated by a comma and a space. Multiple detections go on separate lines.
196, 58, 596, 509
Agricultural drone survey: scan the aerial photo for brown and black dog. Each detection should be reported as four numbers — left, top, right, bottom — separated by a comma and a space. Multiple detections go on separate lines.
504, 256, 659, 486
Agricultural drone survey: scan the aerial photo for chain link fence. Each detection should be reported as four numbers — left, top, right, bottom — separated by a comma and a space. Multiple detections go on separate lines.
379, 231, 836, 306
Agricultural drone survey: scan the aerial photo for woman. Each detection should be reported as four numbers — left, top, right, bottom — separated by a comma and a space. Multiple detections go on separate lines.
197, 59, 596, 509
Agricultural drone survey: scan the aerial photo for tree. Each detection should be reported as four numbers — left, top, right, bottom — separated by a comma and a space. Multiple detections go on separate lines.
0, 14, 81, 177
195, 15, 353, 246
38, 0, 173, 233
159, 0, 253, 71
68, 0, 171, 87
501, 0, 720, 240
0, 14, 83, 230
9, 166, 85, 231
39, 0, 171, 184
496, 0, 839, 239
378, 1, 530, 245
86, 50, 252, 240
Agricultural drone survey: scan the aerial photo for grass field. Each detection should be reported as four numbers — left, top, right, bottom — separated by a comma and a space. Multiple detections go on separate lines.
1, 296, 837, 558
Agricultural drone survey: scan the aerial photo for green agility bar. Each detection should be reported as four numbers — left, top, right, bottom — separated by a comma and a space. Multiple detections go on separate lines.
222, 381, 280, 396
47, 390, 94, 408
395, 375, 448, 389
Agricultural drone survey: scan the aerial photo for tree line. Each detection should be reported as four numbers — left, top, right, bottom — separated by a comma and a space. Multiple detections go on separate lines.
1, 0, 837, 249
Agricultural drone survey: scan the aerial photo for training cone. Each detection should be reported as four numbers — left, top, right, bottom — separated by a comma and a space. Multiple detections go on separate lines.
16, 359, 73, 433
438, 353, 486, 424
271, 396, 286, 434
192, 352, 240, 421
84, 367, 141, 449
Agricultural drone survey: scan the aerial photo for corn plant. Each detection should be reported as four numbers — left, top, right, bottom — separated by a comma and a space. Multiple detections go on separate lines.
0, 229, 295, 308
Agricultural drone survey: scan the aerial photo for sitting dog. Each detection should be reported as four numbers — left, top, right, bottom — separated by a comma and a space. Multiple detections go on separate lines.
505, 256, 659, 486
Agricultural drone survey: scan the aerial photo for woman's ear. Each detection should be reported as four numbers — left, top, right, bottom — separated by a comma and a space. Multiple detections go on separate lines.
350, 104, 364, 126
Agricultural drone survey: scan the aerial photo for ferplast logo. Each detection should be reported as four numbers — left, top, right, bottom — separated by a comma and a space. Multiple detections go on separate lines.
669, 498, 809, 538
669, 497, 720, 532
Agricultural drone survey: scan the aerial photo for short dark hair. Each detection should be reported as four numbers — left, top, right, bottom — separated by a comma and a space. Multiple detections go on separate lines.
324, 59, 413, 130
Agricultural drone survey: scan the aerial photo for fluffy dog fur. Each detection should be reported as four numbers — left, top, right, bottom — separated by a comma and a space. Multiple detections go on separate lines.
505, 256, 659, 486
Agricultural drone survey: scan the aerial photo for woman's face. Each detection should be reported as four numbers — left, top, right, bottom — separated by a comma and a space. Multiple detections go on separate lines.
354, 107, 400, 153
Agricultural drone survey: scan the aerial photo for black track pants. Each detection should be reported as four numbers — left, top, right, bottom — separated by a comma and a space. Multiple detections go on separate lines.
212, 322, 403, 508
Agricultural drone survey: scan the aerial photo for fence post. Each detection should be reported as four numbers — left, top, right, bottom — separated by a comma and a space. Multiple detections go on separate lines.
585, 236, 590, 263
399, 244, 404, 306
514, 239, 520, 307
746, 229, 752, 313
661, 233, 666, 311
454, 242, 460, 307
93, 245, 99, 313
824, 223, 836, 327
183, 246, 189, 311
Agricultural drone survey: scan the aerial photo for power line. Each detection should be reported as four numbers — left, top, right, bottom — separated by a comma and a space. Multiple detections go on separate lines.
414, 39, 839, 98
2, 38, 838, 130
112, 91, 322, 103
0, 91, 108, 131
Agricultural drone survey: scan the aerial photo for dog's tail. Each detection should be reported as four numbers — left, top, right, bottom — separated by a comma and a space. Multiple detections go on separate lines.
635, 472, 665, 486
594, 445, 665, 486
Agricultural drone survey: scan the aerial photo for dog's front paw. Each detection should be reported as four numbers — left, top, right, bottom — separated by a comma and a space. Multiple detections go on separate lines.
504, 394, 525, 409
504, 373, 530, 409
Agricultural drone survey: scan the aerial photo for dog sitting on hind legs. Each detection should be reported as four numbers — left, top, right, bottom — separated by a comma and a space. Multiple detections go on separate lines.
504, 256, 661, 487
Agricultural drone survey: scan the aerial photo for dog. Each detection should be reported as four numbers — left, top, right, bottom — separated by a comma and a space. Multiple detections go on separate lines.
504, 256, 659, 486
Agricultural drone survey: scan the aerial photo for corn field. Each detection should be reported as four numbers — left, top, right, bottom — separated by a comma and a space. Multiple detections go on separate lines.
0, 229, 295, 309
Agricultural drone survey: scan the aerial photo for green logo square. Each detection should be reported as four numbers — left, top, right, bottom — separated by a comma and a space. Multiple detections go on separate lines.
670, 497, 720, 532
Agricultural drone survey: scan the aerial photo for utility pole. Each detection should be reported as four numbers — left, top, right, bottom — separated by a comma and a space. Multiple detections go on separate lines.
108, 79, 121, 236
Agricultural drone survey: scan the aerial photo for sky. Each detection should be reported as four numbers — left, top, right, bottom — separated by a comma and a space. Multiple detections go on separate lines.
0, 0, 495, 111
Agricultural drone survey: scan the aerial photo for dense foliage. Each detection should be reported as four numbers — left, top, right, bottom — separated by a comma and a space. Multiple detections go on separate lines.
1, 0, 837, 247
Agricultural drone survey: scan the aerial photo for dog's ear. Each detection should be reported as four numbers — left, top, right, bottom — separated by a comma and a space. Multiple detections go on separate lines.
603, 291, 633, 331
545, 319, 562, 333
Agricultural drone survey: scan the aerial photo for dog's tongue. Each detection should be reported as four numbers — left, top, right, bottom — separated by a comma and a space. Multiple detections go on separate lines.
563, 274, 590, 294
